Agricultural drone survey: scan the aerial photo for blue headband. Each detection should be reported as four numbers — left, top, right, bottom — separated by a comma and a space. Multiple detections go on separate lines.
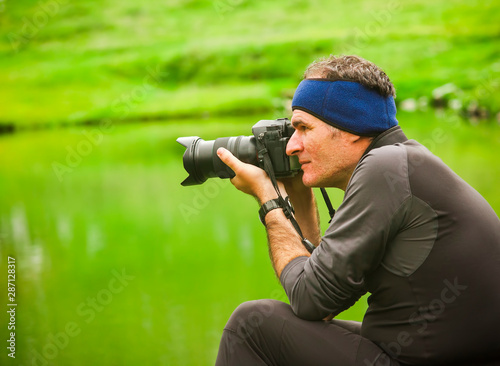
291, 79, 398, 136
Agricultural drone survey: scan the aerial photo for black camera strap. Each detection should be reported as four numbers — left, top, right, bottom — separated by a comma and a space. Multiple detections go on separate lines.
320, 188, 336, 223
256, 135, 316, 254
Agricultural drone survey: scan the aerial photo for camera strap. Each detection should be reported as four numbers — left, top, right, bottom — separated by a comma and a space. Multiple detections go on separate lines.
320, 188, 336, 223
256, 135, 316, 254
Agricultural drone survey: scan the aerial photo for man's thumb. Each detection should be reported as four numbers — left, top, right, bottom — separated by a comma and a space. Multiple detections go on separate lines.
217, 147, 239, 171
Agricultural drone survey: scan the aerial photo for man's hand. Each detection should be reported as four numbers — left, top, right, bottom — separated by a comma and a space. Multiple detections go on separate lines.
280, 171, 322, 246
217, 147, 311, 278
218, 147, 321, 246
280, 171, 309, 196
217, 147, 285, 204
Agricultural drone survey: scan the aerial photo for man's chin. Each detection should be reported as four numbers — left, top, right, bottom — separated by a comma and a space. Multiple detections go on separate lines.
301, 174, 316, 188
302, 174, 331, 188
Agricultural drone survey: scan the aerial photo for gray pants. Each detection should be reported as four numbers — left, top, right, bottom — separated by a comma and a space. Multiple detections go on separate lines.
215, 300, 400, 366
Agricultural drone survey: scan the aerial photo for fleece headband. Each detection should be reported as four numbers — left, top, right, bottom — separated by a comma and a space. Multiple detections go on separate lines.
291, 79, 398, 136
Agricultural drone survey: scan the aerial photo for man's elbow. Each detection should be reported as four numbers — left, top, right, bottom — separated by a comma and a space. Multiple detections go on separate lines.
289, 299, 330, 321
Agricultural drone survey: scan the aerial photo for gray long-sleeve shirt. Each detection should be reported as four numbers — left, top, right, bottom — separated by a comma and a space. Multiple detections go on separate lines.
280, 126, 500, 364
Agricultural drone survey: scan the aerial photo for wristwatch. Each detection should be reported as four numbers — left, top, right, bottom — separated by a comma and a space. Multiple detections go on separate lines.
259, 198, 282, 225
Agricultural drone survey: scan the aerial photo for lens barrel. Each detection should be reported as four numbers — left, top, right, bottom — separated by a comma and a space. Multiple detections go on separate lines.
176, 135, 257, 186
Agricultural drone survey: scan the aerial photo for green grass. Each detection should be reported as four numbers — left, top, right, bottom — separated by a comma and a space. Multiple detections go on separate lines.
1, 0, 499, 127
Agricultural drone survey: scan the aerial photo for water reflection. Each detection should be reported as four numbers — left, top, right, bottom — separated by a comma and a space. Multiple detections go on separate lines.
140, 292, 153, 334
56, 214, 73, 247
213, 216, 230, 248
86, 223, 104, 257
11, 203, 30, 246
237, 224, 254, 266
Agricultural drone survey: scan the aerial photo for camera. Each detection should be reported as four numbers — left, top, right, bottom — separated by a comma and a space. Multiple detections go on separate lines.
177, 118, 301, 186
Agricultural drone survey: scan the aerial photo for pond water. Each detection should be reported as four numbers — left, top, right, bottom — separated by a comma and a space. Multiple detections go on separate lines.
0, 111, 499, 365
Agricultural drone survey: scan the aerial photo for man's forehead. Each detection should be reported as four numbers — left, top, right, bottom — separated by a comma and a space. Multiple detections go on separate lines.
291, 109, 322, 126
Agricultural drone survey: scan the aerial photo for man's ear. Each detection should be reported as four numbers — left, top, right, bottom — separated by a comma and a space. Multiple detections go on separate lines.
341, 130, 363, 144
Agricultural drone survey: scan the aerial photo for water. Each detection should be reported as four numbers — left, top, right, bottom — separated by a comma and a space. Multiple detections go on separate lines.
0, 111, 499, 365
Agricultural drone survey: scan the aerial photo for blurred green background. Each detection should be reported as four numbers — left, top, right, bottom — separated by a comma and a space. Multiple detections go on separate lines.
0, 0, 499, 365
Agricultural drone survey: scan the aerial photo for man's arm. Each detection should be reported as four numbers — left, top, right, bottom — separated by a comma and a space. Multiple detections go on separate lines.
217, 148, 310, 277
263, 207, 311, 278
282, 174, 321, 246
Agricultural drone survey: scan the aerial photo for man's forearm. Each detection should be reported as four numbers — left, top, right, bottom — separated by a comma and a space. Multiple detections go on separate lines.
287, 188, 321, 246
215, 148, 314, 277
264, 208, 311, 278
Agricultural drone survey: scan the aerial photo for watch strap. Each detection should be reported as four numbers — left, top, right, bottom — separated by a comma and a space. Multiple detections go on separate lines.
259, 198, 282, 225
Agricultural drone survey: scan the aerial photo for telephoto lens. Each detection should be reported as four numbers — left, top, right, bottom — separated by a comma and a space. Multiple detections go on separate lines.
177, 118, 300, 186
176, 135, 258, 186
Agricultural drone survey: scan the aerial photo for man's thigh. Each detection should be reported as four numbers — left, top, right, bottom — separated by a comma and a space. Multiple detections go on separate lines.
217, 299, 398, 366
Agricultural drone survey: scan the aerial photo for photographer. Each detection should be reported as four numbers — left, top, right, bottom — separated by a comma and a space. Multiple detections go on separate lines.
214, 55, 500, 365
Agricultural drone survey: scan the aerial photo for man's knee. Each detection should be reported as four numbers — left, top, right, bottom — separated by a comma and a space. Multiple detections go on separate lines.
219, 300, 289, 362
224, 299, 288, 335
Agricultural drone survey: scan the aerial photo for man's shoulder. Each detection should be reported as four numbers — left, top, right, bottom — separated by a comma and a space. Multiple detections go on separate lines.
348, 142, 414, 197
357, 142, 410, 177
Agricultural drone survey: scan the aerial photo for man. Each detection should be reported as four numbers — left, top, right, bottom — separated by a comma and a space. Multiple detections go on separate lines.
214, 55, 500, 365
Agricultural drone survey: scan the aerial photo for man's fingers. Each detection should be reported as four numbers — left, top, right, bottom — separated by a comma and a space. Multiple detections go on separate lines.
217, 147, 241, 172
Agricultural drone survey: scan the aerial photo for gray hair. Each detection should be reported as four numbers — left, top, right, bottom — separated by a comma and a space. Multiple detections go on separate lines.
303, 55, 396, 98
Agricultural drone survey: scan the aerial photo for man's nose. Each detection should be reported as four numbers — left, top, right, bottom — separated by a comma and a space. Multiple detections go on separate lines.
286, 131, 302, 156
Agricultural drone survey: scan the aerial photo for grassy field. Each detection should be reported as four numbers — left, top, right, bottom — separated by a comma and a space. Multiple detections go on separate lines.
1, 0, 499, 128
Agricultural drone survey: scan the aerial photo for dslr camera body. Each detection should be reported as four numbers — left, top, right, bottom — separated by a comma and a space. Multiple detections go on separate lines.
177, 118, 300, 186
